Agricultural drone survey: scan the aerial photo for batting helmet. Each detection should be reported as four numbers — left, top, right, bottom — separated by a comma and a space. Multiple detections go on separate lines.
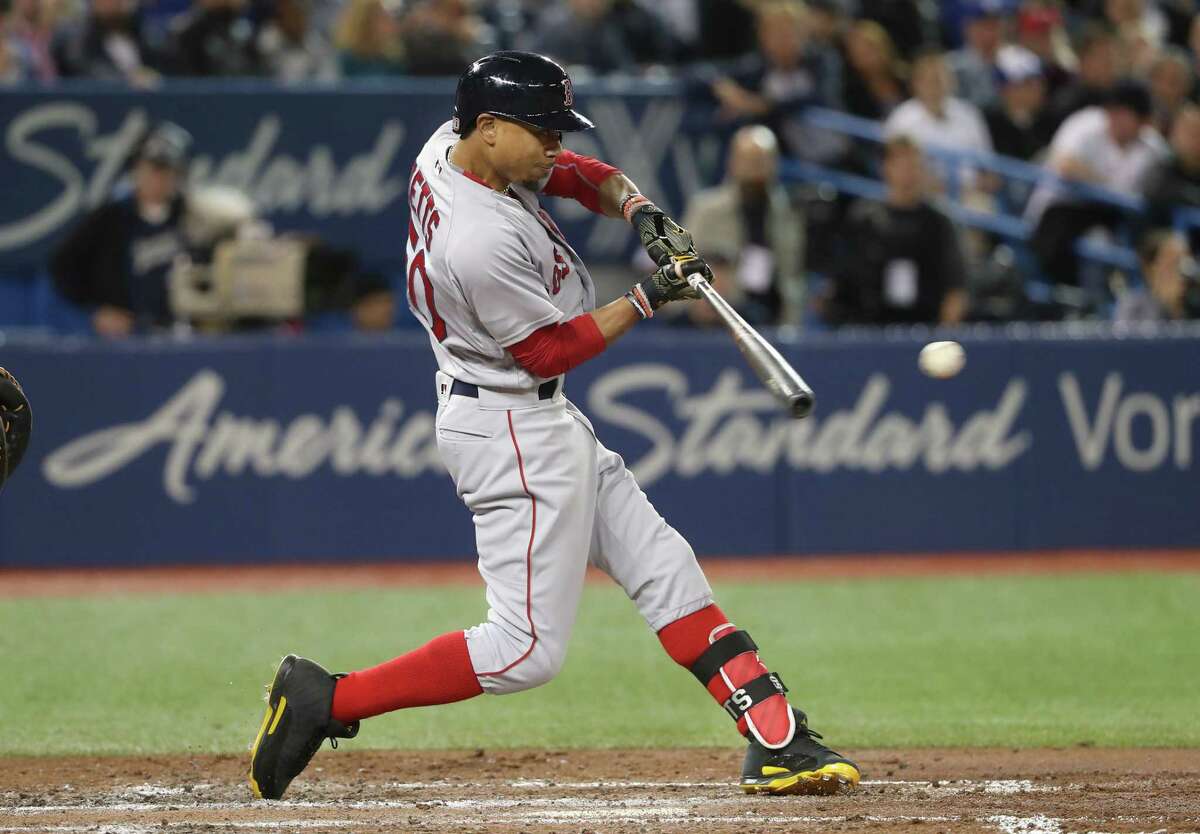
453, 51, 595, 135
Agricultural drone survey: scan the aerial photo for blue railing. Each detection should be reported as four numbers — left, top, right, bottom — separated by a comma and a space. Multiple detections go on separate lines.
791, 106, 1193, 278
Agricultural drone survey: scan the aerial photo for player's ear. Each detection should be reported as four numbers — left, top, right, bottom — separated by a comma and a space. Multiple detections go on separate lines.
477, 114, 499, 146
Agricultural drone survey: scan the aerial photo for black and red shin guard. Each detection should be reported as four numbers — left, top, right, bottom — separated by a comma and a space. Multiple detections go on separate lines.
658, 604, 795, 749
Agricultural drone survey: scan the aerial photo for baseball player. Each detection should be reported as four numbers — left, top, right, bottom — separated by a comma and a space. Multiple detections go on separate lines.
250, 51, 859, 801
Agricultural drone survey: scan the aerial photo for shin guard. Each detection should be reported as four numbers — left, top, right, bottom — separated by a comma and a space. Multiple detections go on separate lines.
660, 608, 796, 749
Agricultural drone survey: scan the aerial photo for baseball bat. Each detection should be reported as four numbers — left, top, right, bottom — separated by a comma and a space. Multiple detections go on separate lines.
685, 270, 816, 419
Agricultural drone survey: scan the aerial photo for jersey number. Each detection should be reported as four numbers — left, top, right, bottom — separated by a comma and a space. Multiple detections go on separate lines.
407, 247, 447, 342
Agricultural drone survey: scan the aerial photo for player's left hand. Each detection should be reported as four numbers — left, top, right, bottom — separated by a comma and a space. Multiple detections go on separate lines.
625, 257, 711, 319
630, 202, 700, 268
0, 366, 32, 487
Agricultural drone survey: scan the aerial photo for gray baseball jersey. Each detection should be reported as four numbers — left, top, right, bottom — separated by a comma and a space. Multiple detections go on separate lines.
409, 122, 713, 695
407, 121, 596, 389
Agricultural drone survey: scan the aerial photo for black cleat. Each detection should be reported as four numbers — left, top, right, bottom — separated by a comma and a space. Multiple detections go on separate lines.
248, 655, 358, 800
740, 708, 860, 796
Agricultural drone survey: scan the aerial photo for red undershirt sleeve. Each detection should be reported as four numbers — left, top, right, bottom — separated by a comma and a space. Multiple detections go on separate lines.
541, 150, 620, 215
507, 313, 607, 378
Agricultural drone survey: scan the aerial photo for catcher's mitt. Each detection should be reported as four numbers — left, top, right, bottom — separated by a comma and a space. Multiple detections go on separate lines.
0, 367, 32, 487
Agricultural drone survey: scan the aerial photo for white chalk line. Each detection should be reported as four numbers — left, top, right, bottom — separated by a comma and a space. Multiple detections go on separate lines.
92, 777, 1062, 796
5, 779, 1189, 834
7, 776, 1065, 815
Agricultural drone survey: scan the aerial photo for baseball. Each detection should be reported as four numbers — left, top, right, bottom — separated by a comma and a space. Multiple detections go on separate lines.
918, 341, 966, 379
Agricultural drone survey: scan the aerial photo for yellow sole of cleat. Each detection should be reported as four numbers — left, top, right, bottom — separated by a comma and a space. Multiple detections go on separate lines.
248, 702, 273, 800
741, 762, 861, 796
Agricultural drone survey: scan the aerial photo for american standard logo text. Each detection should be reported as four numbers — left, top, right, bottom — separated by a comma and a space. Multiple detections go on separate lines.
43, 371, 442, 503
0, 103, 405, 251
43, 366, 1044, 504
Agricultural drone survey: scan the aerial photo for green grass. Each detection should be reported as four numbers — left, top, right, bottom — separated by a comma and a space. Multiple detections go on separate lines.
1, 572, 1196, 756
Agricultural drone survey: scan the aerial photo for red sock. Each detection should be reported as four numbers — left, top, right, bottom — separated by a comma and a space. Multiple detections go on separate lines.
331, 631, 483, 723
658, 604, 795, 748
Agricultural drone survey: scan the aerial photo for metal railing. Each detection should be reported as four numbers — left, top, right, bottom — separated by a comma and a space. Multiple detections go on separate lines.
789, 105, 1200, 278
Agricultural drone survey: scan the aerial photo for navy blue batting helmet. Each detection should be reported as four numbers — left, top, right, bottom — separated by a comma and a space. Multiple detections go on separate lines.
453, 51, 595, 135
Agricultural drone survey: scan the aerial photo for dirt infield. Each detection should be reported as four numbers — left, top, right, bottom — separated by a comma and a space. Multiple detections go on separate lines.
3, 549, 1198, 598
2, 748, 1197, 833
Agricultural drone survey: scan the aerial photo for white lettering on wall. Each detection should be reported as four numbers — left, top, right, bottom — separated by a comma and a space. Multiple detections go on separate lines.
0, 103, 406, 252
589, 366, 1031, 484
1058, 372, 1197, 471
42, 370, 442, 503
41, 365, 1038, 502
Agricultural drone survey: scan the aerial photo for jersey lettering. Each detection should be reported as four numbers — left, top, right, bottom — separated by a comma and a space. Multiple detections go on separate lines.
551, 247, 570, 295
407, 166, 446, 342
410, 169, 441, 248
408, 248, 446, 341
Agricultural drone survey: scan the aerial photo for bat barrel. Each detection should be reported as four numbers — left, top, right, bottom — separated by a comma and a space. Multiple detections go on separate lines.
790, 390, 815, 419
687, 271, 816, 420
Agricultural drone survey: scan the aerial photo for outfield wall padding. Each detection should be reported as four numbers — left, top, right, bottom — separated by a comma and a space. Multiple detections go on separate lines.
1, 327, 1196, 567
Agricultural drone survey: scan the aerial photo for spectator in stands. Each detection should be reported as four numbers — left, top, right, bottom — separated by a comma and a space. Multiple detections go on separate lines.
52, 0, 162, 83
984, 45, 1054, 161
857, 0, 931, 60
1029, 80, 1167, 287
0, 25, 21, 84
1147, 48, 1194, 136
710, 0, 846, 164
1114, 230, 1200, 322
683, 125, 805, 325
611, 0, 681, 67
823, 135, 968, 326
1047, 24, 1122, 132
1015, 4, 1072, 100
883, 48, 994, 190
257, 0, 338, 83
697, 0, 758, 62
636, 0, 697, 58
804, 0, 844, 55
6, 0, 58, 82
1104, 0, 1166, 77
1143, 104, 1200, 247
841, 19, 907, 120
50, 122, 193, 337
170, 0, 262, 76
399, 0, 490, 76
949, 0, 1014, 110
333, 0, 404, 77
530, 0, 634, 75
1191, 14, 1200, 84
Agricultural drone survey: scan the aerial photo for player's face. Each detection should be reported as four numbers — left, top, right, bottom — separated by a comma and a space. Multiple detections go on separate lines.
494, 118, 562, 184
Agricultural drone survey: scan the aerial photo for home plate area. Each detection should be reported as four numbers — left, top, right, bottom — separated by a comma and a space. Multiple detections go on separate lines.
2, 749, 1197, 833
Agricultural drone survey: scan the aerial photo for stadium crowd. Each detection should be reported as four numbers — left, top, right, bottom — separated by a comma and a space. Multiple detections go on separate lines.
3, 0, 1200, 333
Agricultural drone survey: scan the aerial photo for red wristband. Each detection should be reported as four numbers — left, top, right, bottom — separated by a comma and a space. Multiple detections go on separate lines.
621, 194, 652, 224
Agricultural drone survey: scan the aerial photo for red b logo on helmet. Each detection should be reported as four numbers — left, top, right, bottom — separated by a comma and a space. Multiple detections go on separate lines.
562, 78, 574, 107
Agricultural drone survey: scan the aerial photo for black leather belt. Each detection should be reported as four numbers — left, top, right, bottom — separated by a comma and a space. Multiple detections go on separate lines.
450, 378, 560, 400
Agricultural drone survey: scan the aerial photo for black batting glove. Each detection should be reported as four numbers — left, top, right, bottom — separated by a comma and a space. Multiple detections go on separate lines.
625, 257, 711, 319
622, 195, 700, 268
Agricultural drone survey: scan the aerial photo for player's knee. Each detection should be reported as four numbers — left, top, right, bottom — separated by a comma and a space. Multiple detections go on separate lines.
485, 641, 567, 694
